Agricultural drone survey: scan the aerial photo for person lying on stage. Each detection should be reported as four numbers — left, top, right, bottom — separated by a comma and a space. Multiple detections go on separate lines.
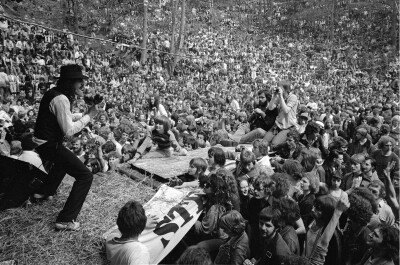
128, 115, 187, 163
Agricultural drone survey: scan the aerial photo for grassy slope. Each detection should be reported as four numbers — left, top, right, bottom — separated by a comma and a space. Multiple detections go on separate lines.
0, 172, 155, 265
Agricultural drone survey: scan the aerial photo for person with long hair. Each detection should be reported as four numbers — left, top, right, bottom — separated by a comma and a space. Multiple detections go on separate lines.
129, 115, 187, 162
194, 169, 238, 259
371, 136, 399, 181
32, 64, 98, 231
275, 197, 301, 255
237, 176, 252, 221
206, 146, 226, 174
148, 94, 168, 119
342, 192, 374, 265
304, 195, 348, 265
214, 210, 250, 265
358, 224, 399, 265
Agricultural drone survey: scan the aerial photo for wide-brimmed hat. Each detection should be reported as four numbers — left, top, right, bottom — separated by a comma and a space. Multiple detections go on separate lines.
57, 64, 88, 80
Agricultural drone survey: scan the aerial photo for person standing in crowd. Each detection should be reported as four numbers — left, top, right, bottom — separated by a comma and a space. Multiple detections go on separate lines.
368, 180, 395, 226
371, 136, 399, 181
32, 64, 98, 231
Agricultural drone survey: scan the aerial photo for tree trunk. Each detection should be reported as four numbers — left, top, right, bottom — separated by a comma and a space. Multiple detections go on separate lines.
170, 0, 177, 55
389, 0, 399, 50
329, 0, 336, 46
140, 0, 149, 64
168, 0, 178, 75
171, 0, 186, 71
210, 0, 214, 26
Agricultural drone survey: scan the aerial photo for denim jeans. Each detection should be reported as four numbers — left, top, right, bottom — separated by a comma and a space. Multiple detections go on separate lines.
239, 127, 290, 148
239, 128, 267, 144
263, 128, 290, 147
36, 142, 93, 223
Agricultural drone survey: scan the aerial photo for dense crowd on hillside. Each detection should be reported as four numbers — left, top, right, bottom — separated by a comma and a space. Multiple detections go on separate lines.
0, 9, 399, 265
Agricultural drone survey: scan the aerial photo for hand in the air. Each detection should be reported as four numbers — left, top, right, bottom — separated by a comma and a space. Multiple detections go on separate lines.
336, 194, 350, 213
87, 104, 98, 118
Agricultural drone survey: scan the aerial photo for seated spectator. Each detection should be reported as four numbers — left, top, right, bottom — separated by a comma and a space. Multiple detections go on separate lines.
18, 133, 46, 174
263, 81, 299, 147
84, 158, 101, 174
71, 137, 85, 162
206, 146, 226, 174
234, 149, 260, 182
271, 129, 303, 166
9, 140, 22, 158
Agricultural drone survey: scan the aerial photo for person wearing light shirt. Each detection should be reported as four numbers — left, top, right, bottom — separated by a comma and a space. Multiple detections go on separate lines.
32, 65, 98, 231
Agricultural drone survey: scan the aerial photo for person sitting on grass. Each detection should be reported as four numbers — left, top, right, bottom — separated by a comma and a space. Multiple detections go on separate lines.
106, 200, 157, 265
128, 115, 187, 163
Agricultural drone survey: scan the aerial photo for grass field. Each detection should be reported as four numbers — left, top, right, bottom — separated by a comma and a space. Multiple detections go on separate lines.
0, 171, 156, 265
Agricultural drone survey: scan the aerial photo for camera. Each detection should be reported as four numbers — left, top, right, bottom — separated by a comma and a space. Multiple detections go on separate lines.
274, 88, 280, 94
84, 94, 103, 105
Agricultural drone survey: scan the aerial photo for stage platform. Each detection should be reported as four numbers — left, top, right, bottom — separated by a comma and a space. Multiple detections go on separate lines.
129, 145, 251, 180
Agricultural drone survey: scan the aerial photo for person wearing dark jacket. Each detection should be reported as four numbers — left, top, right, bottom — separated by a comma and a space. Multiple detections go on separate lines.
214, 210, 250, 265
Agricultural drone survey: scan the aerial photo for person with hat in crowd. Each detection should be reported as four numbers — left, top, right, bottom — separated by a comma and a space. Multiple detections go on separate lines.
32, 64, 99, 231
297, 112, 309, 134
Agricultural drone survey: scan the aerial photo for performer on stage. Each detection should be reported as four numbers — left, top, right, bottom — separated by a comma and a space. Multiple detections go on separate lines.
33, 64, 98, 231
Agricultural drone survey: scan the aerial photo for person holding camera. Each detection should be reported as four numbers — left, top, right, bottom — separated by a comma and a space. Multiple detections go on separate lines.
263, 81, 299, 147
32, 64, 99, 231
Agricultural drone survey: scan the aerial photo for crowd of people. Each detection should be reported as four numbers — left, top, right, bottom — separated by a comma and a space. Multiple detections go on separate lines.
0, 6, 399, 265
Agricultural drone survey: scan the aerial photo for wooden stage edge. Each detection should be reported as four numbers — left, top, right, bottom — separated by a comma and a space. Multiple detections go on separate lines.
127, 145, 250, 180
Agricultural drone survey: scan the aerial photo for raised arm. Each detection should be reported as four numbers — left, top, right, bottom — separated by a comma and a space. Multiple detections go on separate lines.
383, 161, 399, 220
319, 195, 349, 248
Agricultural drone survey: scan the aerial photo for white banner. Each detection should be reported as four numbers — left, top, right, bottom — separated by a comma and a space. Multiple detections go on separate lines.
103, 185, 204, 264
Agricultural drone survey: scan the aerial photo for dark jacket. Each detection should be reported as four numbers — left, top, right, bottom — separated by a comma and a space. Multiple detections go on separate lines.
34, 88, 64, 142
255, 232, 291, 265
215, 232, 250, 265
